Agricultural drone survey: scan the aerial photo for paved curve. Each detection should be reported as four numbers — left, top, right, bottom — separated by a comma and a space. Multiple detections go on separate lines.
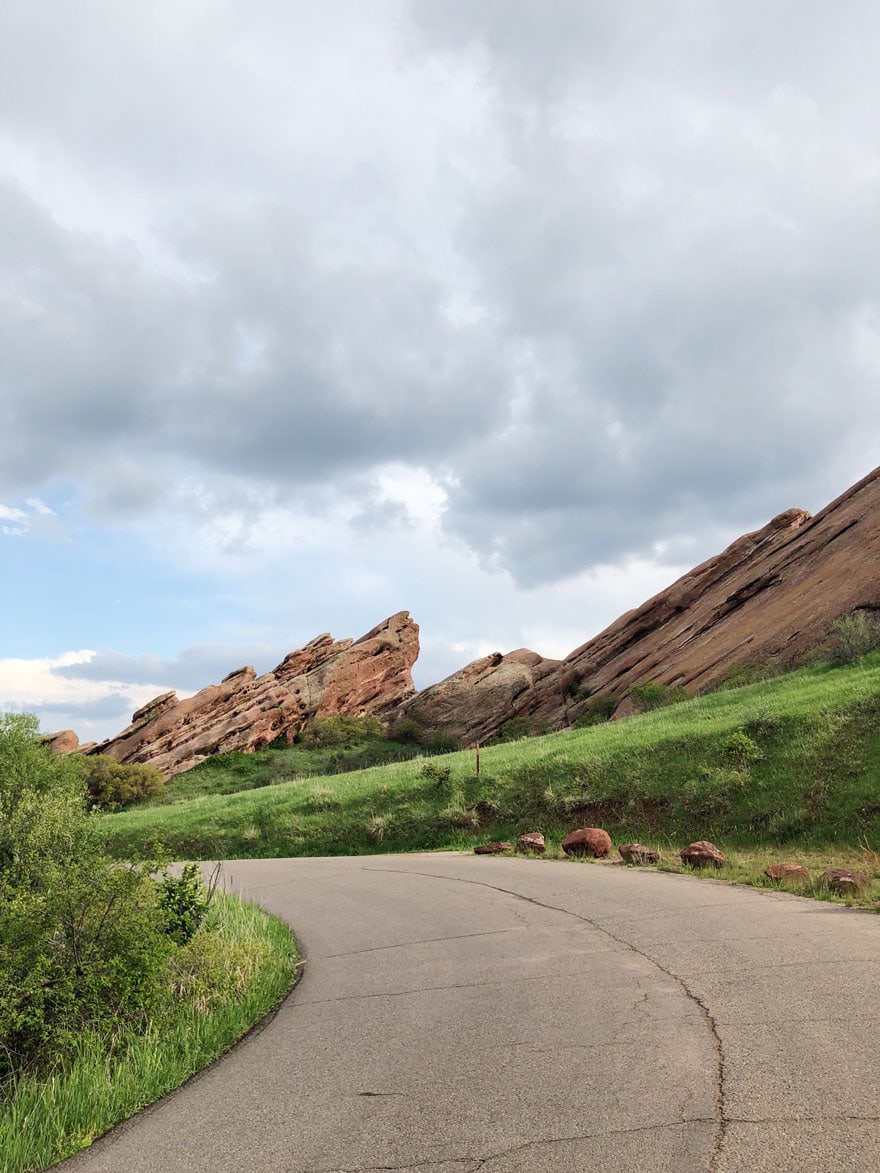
64, 854, 880, 1172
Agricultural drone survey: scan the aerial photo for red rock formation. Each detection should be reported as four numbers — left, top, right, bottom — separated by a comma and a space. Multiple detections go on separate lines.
92, 612, 419, 778
394, 648, 561, 747
41, 730, 81, 755
393, 464, 880, 743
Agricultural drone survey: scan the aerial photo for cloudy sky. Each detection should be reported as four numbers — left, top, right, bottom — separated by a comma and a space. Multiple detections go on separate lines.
2, 1, 879, 742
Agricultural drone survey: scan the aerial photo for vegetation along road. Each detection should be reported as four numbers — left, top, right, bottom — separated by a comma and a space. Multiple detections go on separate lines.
63, 853, 880, 1172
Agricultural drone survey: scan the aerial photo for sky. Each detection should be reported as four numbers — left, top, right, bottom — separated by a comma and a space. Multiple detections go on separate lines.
2, 1, 879, 743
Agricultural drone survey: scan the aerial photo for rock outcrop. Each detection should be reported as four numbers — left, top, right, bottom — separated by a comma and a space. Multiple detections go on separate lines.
56, 464, 880, 772
91, 612, 419, 778
391, 464, 880, 742
393, 648, 562, 747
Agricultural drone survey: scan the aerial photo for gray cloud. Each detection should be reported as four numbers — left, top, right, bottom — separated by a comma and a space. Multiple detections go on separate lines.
52, 644, 285, 692
1, 0, 879, 589
32, 694, 135, 721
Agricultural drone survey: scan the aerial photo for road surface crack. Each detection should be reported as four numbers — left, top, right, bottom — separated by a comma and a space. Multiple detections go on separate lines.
365, 865, 728, 1169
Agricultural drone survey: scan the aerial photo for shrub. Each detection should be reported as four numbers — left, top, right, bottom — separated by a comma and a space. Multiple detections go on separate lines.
721, 730, 763, 769
428, 731, 460, 754
82, 755, 165, 809
628, 682, 691, 713
0, 714, 177, 1083
388, 718, 425, 745
497, 717, 531, 742
299, 714, 383, 747
827, 611, 880, 664
573, 692, 619, 727
156, 863, 217, 947
420, 761, 452, 788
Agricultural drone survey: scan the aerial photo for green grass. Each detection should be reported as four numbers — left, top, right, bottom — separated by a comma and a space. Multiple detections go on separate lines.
147, 736, 434, 806
100, 655, 880, 867
0, 892, 298, 1173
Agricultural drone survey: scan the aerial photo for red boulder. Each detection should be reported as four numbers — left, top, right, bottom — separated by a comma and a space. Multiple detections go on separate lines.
619, 843, 661, 865
680, 840, 725, 869
516, 832, 546, 854
561, 828, 612, 858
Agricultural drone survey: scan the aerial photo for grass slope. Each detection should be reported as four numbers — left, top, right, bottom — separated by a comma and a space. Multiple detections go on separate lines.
0, 893, 298, 1173
101, 656, 880, 868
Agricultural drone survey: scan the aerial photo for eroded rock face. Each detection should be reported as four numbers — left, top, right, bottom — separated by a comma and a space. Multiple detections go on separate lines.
91, 612, 419, 778
561, 828, 612, 858
680, 841, 726, 869
390, 465, 880, 744
619, 843, 661, 866
393, 649, 562, 749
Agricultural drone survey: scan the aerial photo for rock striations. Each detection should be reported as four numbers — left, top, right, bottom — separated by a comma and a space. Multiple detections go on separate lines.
389, 464, 880, 741
50, 464, 880, 773
82, 612, 419, 777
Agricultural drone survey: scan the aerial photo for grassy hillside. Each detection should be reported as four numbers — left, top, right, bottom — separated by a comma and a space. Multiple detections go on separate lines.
100, 655, 880, 863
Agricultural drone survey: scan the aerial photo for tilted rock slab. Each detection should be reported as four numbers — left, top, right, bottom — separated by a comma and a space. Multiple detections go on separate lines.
90, 612, 419, 778
390, 464, 880, 744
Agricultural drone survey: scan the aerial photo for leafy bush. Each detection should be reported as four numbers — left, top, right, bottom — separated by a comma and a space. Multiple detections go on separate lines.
721, 730, 763, 769
299, 714, 383, 747
827, 611, 880, 664
420, 761, 452, 788
388, 718, 425, 745
627, 681, 691, 713
156, 863, 216, 947
0, 714, 177, 1083
573, 692, 619, 727
82, 755, 165, 809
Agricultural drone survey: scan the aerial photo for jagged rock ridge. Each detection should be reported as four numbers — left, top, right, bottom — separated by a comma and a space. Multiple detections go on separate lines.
391, 465, 880, 743
80, 612, 419, 777
51, 465, 880, 768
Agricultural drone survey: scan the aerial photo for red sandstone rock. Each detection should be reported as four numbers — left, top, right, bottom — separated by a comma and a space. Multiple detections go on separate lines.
389, 466, 880, 745
819, 868, 868, 893
516, 832, 546, 854
391, 648, 562, 749
619, 843, 661, 865
42, 730, 80, 755
680, 841, 725, 869
764, 863, 811, 883
561, 827, 612, 858
89, 612, 419, 778
474, 842, 512, 855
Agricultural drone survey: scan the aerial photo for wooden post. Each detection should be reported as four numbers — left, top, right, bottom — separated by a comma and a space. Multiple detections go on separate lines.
475, 743, 480, 777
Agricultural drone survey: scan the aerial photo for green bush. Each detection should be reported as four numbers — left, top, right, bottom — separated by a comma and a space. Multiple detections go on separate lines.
573, 692, 619, 727
156, 863, 215, 947
627, 681, 691, 713
0, 714, 175, 1084
388, 718, 425, 745
299, 714, 383, 747
82, 755, 165, 809
827, 611, 880, 664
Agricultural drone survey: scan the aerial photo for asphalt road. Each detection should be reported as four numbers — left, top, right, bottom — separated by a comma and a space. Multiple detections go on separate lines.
64, 854, 880, 1172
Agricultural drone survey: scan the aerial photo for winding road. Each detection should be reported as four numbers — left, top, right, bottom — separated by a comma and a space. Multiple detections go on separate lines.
65, 854, 880, 1172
